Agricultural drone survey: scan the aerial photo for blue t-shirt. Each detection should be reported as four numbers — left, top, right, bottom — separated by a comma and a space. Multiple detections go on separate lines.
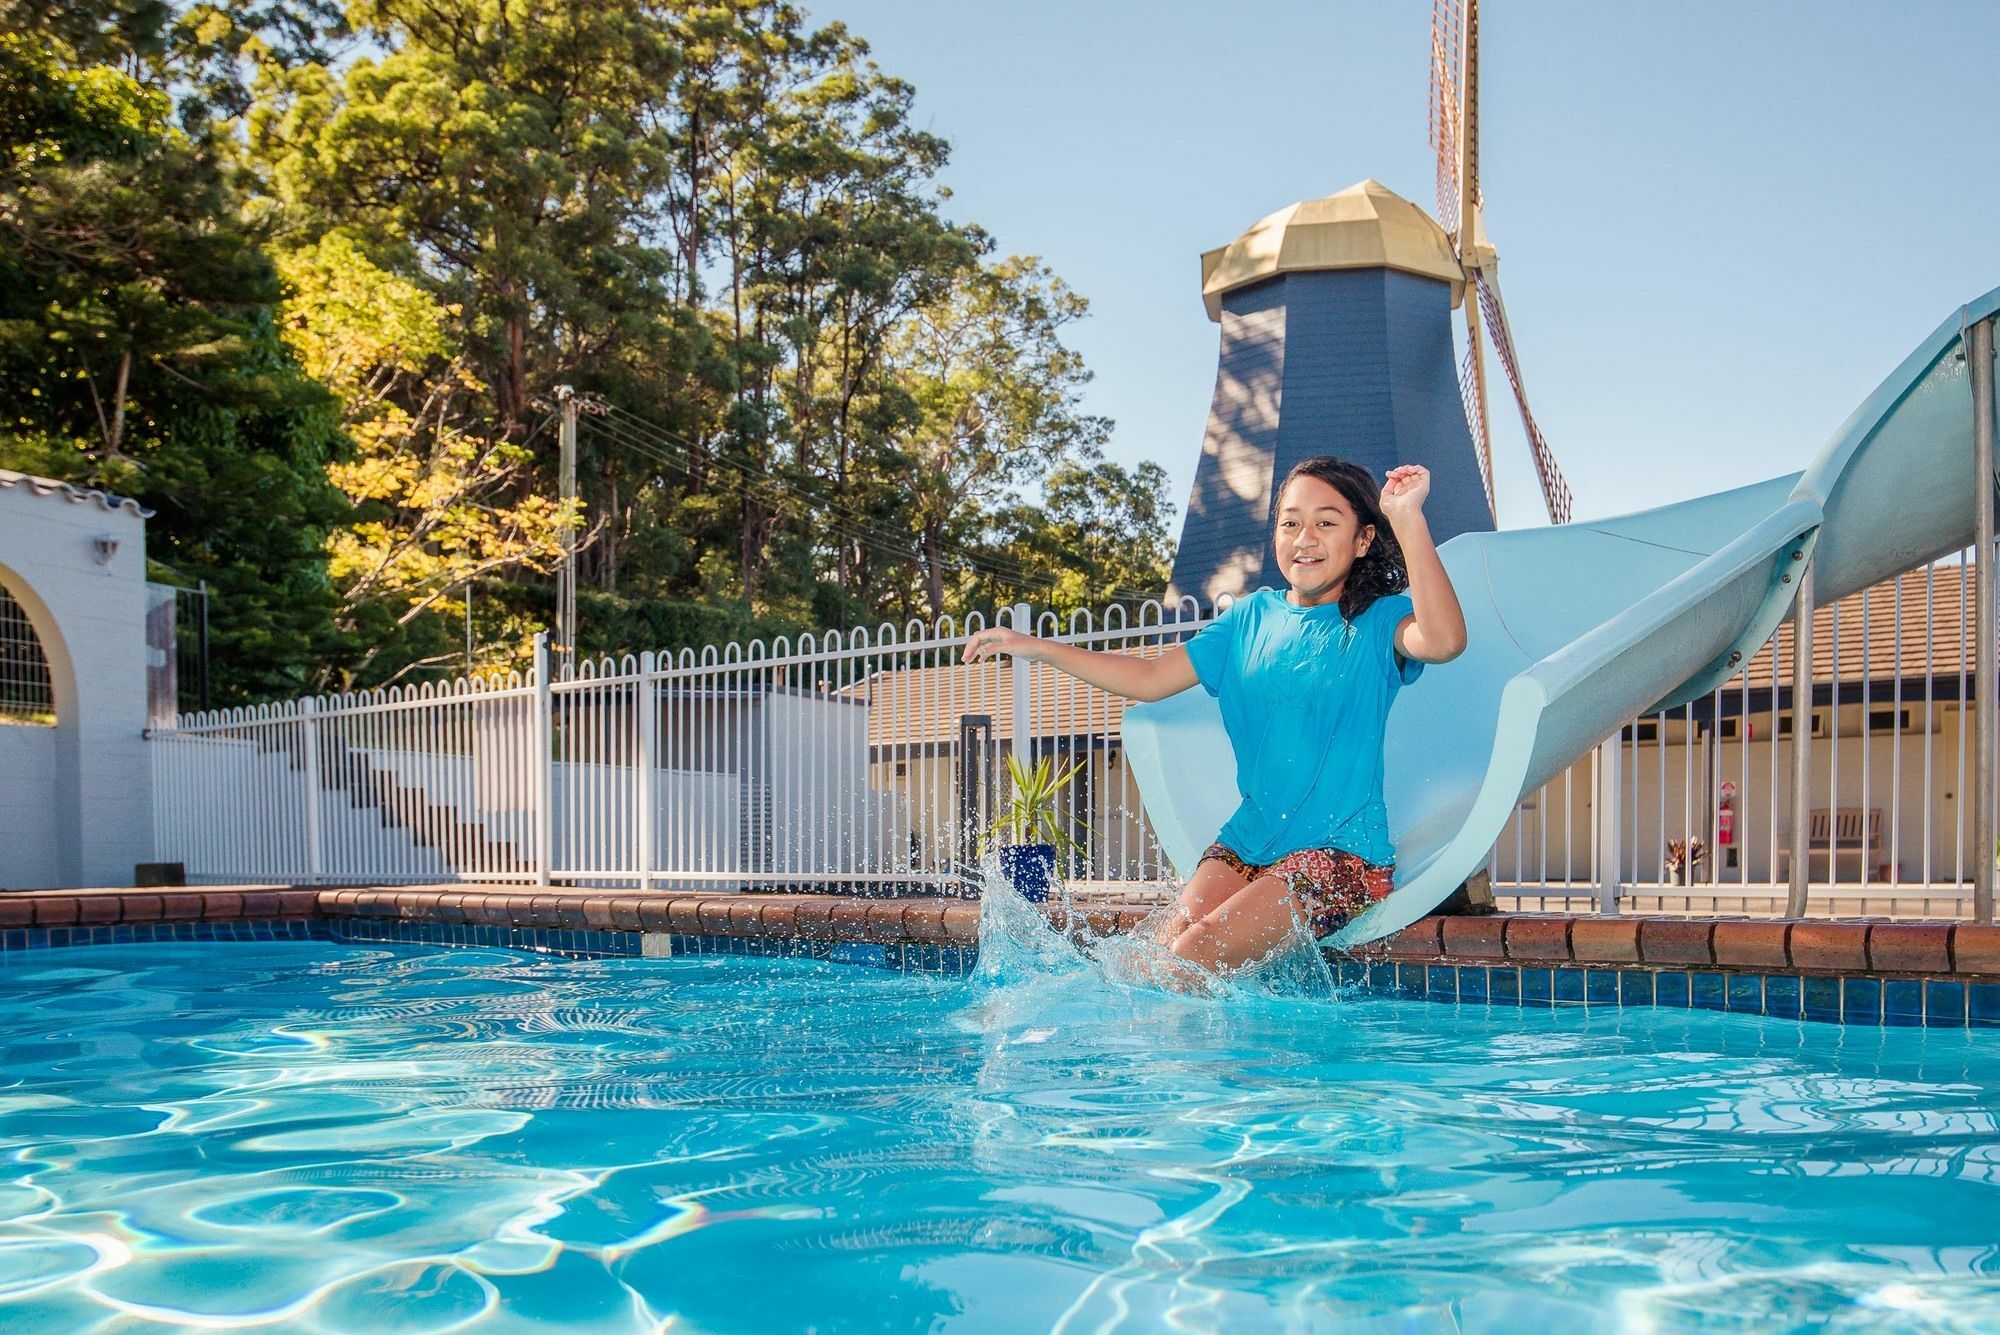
1182, 588, 1421, 867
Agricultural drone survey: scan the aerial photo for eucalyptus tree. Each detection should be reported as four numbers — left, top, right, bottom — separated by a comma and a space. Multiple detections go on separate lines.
0, 0, 351, 703
884, 256, 1110, 621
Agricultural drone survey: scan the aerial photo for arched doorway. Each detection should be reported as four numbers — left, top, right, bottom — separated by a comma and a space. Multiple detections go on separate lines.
0, 579, 58, 726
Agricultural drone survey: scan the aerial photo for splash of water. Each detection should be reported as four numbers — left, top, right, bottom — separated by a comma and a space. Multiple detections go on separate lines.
964, 856, 1338, 1006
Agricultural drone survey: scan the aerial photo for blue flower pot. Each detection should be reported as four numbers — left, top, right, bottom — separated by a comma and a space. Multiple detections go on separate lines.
998, 843, 1057, 903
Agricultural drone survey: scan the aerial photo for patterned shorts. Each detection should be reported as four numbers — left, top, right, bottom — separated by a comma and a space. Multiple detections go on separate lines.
1198, 842, 1395, 940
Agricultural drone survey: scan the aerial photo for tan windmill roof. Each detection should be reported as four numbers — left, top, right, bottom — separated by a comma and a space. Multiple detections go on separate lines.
1199, 180, 1464, 322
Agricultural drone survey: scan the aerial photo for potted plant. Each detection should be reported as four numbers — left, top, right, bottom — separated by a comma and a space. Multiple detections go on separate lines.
975, 753, 1086, 903
1665, 835, 1707, 886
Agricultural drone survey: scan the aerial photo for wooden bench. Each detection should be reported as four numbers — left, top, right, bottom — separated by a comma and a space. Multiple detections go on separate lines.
1777, 807, 1884, 883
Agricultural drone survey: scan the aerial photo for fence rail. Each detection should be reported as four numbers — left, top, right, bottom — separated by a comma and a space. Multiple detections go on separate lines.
151, 560, 2000, 922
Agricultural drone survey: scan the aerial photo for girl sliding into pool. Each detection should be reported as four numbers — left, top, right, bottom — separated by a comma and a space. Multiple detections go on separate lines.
963, 456, 1467, 979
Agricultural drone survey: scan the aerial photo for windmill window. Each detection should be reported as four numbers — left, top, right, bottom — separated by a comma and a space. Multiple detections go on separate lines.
0, 585, 54, 725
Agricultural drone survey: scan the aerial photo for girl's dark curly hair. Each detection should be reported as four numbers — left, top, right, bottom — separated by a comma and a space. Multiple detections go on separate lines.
1273, 455, 1408, 619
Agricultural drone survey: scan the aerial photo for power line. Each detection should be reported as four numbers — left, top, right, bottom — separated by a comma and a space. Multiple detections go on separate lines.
601, 404, 978, 572
586, 414, 1065, 600
592, 411, 1143, 603
593, 402, 1166, 605
586, 414, 1024, 591
584, 414, 943, 577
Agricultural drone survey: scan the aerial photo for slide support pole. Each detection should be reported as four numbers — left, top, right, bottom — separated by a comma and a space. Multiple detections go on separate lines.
1786, 558, 1814, 918
1973, 317, 1996, 924
1594, 739, 1621, 915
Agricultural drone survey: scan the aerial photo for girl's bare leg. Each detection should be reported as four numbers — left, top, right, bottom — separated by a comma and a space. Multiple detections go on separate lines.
1166, 875, 1307, 973
1147, 857, 1252, 947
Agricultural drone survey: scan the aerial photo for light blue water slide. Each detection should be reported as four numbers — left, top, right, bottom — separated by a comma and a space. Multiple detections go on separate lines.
1124, 289, 2000, 946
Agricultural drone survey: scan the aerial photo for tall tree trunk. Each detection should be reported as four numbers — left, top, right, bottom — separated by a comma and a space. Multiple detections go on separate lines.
684, 105, 704, 306
600, 468, 618, 591
107, 346, 131, 458
921, 523, 946, 622
835, 311, 853, 595
501, 308, 528, 428
739, 493, 760, 607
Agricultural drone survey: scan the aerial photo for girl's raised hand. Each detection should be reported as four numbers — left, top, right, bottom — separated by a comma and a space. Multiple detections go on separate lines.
1380, 464, 1431, 521
963, 626, 1038, 663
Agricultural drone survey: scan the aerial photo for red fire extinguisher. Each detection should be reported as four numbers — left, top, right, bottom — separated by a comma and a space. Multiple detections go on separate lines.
1717, 780, 1736, 849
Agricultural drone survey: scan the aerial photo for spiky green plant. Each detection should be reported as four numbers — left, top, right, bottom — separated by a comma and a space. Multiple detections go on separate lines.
976, 753, 1088, 859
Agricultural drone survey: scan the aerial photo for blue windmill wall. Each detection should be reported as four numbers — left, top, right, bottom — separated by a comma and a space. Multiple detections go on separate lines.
1166, 267, 1495, 609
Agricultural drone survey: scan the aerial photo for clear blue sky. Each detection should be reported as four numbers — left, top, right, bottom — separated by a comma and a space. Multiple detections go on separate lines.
823, 0, 2000, 532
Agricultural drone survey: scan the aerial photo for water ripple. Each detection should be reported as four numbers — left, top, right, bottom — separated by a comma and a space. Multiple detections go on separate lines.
0, 908, 1994, 1330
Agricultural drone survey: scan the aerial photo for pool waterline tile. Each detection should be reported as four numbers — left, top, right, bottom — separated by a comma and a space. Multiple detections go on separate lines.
1552, 968, 1585, 1004
1883, 979, 1924, 1027
1655, 972, 1690, 1008
1972, 983, 2000, 1026
1926, 981, 1967, 1028
1619, 971, 1656, 1007
1520, 968, 1553, 1005
1843, 978, 1883, 1025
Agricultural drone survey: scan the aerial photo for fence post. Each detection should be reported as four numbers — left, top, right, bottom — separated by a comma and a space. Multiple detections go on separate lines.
299, 697, 324, 884
1011, 601, 1034, 773
1787, 555, 1815, 918
636, 650, 657, 892
1972, 317, 1997, 924
534, 632, 554, 888
1594, 738, 1621, 915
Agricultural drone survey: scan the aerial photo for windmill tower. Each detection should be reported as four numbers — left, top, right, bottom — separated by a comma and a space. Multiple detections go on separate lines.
1167, 0, 1571, 608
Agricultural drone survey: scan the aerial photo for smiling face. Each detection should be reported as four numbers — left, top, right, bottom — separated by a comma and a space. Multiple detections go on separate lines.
1273, 473, 1374, 606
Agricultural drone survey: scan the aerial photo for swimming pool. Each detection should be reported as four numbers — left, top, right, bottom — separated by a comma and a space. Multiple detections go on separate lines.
3, 928, 1998, 1331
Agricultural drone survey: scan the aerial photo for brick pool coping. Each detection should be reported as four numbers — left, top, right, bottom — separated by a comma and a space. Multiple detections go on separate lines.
3, 886, 1996, 973
2, 886, 1998, 1024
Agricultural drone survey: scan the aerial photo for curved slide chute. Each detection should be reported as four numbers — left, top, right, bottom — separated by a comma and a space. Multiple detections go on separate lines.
1124, 288, 2000, 947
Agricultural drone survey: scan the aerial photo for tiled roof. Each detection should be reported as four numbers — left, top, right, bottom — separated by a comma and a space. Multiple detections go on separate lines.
859, 645, 1180, 749
0, 468, 152, 519
1736, 563, 1972, 692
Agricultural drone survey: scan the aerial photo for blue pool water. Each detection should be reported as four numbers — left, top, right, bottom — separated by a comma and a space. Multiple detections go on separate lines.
2, 918, 1999, 1332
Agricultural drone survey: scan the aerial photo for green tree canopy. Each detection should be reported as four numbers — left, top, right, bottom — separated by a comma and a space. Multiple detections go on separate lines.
0, 2, 350, 703
2, 0, 1180, 702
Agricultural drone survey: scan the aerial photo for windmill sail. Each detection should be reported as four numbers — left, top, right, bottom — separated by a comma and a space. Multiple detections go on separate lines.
1430, 0, 1573, 525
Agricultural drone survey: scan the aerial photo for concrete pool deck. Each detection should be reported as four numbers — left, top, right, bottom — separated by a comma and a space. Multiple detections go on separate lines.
2, 886, 1998, 1025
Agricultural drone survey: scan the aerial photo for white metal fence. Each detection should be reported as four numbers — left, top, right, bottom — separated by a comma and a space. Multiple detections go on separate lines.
151, 601, 1199, 895
1494, 553, 1997, 921
151, 560, 1999, 919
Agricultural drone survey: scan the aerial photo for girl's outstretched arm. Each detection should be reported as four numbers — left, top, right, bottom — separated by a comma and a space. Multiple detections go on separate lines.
1379, 464, 1468, 663
963, 629, 1198, 702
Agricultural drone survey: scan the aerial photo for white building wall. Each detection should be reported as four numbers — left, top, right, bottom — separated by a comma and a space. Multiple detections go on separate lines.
0, 473, 153, 887
0, 725, 60, 888
1493, 700, 1977, 890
